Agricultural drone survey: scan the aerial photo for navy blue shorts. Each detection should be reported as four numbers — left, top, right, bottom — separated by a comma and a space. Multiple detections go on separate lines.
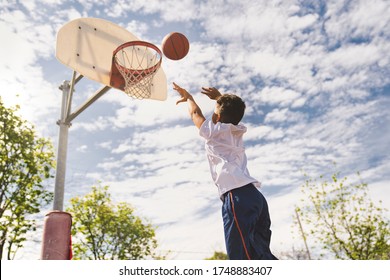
222, 184, 277, 260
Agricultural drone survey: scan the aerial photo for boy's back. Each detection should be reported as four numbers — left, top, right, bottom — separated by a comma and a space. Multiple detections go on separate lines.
200, 119, 259, 199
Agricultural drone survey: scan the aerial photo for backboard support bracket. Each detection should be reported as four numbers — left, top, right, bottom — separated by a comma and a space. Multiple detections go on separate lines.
66, 85, 111, 124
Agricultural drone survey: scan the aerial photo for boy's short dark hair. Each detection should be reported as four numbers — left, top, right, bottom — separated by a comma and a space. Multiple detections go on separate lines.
217, 94, 246, 125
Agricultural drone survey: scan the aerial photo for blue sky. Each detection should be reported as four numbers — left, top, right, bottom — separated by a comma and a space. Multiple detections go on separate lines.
1, 0, 389, 259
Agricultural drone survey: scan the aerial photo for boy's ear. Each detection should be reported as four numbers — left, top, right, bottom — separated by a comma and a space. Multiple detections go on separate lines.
212, 112, 221, 124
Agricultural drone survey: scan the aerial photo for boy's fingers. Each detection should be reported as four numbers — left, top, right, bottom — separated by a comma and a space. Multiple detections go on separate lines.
173, 82, 181, 90
176, 98, 186, 105
201, 87, 214, 96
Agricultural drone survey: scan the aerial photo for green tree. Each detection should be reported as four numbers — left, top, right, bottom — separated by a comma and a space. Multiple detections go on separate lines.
0, 97, 55, 259
295, 171, 390, 259
205, 251, 228, 260
66, 185, 158, 260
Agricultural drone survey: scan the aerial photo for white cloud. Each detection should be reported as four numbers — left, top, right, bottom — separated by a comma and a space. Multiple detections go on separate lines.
0, 16, 59, 126
126, 125, 200, 151
326, 44, 382, 71
76, 145, 88, 153
124, 20, 149, 38
325, 0, 390, 42
97, 140, 112, 149
3, 0, 389, 260
264, 108, 305, 124
287, 13, 318, 31
257, 87, 303, 107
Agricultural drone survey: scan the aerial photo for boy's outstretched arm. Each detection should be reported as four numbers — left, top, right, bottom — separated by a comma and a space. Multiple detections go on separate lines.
173, 82, 206, 129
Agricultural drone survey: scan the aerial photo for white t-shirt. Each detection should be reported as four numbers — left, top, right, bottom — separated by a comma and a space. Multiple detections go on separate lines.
199, 119, 261, 199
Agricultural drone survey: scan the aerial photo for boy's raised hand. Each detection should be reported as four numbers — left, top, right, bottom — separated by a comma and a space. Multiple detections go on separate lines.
173, 82, 192, 105
201, 87, 221, 100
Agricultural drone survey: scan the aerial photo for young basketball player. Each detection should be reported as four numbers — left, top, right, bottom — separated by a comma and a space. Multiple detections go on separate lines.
173, 82, 277, 260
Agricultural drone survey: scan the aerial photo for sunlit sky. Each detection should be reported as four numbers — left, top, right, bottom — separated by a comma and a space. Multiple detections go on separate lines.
1, 0, 389, 259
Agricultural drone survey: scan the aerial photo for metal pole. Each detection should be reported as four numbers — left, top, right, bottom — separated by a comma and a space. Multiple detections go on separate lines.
41, 80, 73, 260
53, 80, 72, 211
42, 75, 110, 259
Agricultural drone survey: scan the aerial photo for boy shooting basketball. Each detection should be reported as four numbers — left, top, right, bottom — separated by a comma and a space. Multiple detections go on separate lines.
173, 82, 277, 260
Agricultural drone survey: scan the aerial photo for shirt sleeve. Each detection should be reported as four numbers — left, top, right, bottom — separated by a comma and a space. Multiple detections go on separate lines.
199, 118, 213, 140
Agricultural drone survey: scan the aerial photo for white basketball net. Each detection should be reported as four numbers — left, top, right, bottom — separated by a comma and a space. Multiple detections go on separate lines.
114, 42, 162, 99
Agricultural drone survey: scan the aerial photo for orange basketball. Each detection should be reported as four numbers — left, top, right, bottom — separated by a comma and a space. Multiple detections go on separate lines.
161, 32, 190, 60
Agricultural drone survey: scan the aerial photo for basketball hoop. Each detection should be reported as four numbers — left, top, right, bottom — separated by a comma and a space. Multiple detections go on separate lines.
110, 41, 162, 99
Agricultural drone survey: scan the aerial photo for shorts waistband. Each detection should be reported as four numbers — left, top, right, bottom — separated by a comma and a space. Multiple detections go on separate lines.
221, 183, 255, 201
